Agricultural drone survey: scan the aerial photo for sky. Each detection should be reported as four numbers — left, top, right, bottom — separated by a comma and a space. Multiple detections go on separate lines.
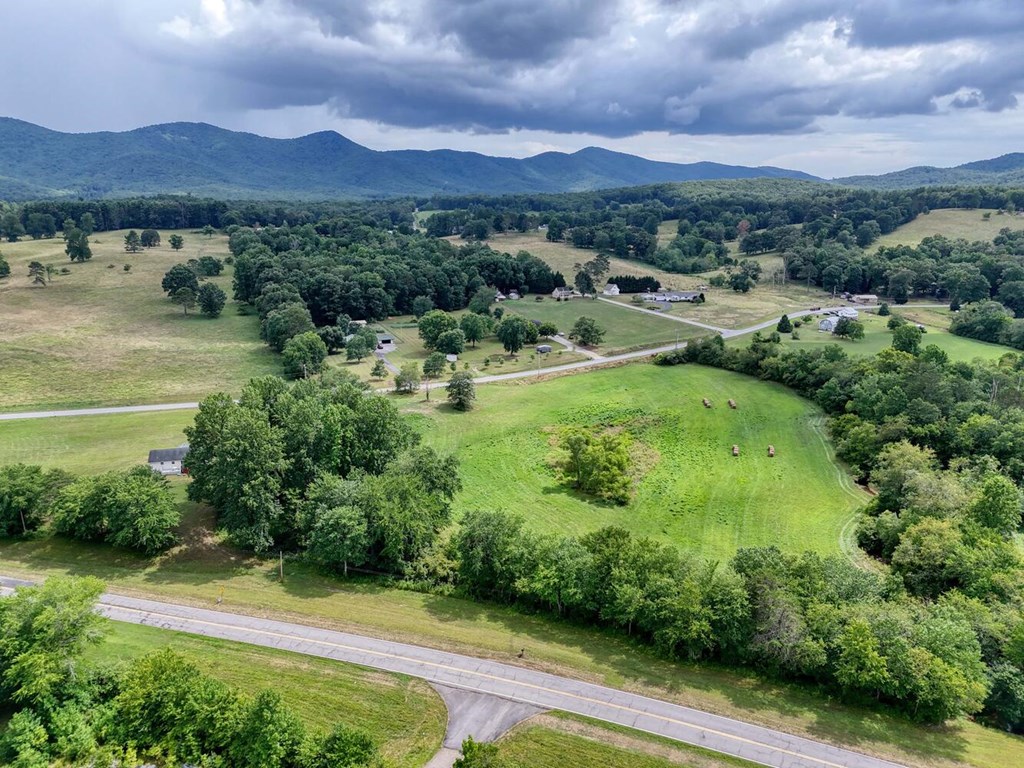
2, 0, 1024, 178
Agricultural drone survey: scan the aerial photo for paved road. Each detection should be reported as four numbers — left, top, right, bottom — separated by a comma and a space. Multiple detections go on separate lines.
0, 577, 905, 768
0, 303, 947, 421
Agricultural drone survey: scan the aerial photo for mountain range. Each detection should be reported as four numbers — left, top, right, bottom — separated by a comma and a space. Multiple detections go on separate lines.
1, 118, 1023, 200
835, 154, 1024, 189
0, 118, 818, 200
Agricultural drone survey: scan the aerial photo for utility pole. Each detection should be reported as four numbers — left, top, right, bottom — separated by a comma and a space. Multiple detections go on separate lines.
279, 551, 284, 582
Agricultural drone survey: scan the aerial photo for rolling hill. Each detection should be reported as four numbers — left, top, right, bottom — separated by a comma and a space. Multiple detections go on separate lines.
0, 118, 818, 200
836, 152, 1024, 189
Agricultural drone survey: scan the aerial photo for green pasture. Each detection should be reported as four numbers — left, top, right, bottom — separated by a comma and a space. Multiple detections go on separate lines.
870, 208, 1014, 252
737, 307, 1012, 363
414, 363, 867, 560
506, 298, 706, 354
0, 229, 278, 411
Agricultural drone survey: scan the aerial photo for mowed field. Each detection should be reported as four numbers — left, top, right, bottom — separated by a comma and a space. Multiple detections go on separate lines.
870, 208, 1021, 251
731, 307, 1013, 363
92, 622, 445, 768
482, 231, 835, 330
0, 229, 278, 411
414, 364, 866, 560
506, 298, 707, 354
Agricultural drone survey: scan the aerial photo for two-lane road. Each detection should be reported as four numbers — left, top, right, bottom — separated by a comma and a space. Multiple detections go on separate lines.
0, 577, 906, 768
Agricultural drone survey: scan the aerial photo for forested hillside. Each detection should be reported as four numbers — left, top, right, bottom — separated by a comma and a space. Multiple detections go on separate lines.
0, 118, 817, 200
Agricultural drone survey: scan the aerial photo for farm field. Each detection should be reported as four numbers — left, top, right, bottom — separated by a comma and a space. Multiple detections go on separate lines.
484, 231, 690, 289
870, 208, 1016, 251
506, 299, 707, 354
413, 364, 867, 560
91, 621, 445, 768
0, 229, 279, 411
0, 409, 194, 472
732, 307, 1012, 362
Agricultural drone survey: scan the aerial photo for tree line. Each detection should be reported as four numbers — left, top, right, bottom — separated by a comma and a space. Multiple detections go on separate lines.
0, 577, 384, 768
655, 334, 1024, 730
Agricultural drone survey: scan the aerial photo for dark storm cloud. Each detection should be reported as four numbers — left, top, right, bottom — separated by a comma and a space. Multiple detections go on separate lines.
147, 0, 1024, 137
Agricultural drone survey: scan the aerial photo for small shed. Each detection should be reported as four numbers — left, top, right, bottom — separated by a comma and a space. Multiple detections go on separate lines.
495, 290, 507, 302
148, 445, 189, 476
818, 317, 839, 333
508, 290, 521, 300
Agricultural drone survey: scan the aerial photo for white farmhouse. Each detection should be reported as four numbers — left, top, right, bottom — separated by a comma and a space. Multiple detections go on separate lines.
148, 445, 189, 476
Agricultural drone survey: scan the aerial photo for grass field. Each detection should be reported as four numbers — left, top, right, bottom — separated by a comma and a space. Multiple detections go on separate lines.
499, 714, 754, 768
0, 229, 279, 412
506, 299, 707, 354
90, 622, 445, 768
413, 364, 867, 560
871, 208, 1019, 252
0, 409, 194, 472
731, 307, 1012, 363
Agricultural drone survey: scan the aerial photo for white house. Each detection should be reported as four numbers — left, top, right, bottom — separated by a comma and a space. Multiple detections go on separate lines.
602, 283, 620, 296
495, 290, 507, 302
819, 317, 839, 333
148, 445, 189, 476
552, 287, 575, 300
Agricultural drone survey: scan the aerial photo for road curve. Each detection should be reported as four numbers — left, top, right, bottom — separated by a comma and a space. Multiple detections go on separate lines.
0, 577, 905, 768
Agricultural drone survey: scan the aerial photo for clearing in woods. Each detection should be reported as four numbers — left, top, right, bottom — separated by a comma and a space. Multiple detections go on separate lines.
413, 363, 868, 560
0, 229, 278, 412
870, 208, 1017, 252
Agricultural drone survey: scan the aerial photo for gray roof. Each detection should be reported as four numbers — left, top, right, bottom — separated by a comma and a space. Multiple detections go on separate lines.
148, 446, 189, 463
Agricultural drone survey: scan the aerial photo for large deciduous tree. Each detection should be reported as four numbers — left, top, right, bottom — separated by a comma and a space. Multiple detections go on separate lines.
197, 282, 226, 318
64, 228, 91, 262
162, 263, 199, 296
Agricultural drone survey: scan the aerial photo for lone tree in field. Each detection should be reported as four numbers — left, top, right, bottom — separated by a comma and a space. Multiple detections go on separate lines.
418, 309, 458, 350
202, 224, 215, 238
282, 331, 328, 379
172, 287, 197, 315
169, 234, 184, 251
495, 315, 533, 356
422, 352, 447, 401
834, 317, 865, 340
197, 283, 226, 318
447, 371, 476, 411
140, 229, 161, 248
124, 230, 142, 253
28, 261, 47, 286
569, 316, 604, 347
459, 313, 488, 347
161, 263, 199, 296
371, 358, 388, 379
891, 323, 922, 355
558, 427, 632, 504
346, 336, 370, 362
436, 329, 466, 356
776, 314, 793, 333
394, 362, 421, 394
64, 229, 92, 262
